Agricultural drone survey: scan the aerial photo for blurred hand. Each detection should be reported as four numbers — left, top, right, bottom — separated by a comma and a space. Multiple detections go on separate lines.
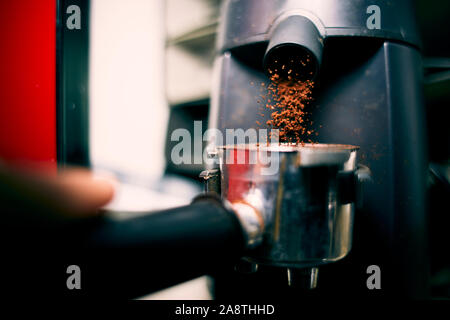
0, 163, 115, 226
0, 164, 116, 297
42, 168, 115, 216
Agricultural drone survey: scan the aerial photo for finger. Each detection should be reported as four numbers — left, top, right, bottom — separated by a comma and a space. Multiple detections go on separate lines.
55, 169, 116, 216
0, 165, 116, 220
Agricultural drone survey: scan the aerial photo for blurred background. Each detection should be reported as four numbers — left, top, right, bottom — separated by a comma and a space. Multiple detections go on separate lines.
89, 0, 223, 214
88, 0, 222, 299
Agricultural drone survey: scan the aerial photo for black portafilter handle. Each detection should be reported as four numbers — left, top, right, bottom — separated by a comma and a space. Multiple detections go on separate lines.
63, 194, 248, 298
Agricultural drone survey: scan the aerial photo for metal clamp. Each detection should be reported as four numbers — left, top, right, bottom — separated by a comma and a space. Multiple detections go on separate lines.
199, 169, 221, 195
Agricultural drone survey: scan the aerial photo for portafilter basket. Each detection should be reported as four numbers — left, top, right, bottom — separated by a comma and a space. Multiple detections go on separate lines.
208, 143, 369, 269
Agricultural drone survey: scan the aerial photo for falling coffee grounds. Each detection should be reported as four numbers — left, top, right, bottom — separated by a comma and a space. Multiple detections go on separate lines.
257, 60, 316, 145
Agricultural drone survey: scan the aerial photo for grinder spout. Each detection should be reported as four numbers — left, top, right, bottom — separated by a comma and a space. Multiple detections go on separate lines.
263, 15, 323, 81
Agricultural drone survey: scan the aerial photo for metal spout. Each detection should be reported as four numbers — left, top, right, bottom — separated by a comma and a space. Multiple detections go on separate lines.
287, 267, 319, 289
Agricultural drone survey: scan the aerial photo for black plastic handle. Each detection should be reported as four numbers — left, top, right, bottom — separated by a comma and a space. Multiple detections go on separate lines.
60, 194, 245, 298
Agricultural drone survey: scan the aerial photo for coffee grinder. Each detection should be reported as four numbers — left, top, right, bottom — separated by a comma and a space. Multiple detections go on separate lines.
1, 0, 430, 300
207, 0, 429, 299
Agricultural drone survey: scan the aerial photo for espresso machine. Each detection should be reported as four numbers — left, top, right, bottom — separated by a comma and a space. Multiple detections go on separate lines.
205, 0, 429, 299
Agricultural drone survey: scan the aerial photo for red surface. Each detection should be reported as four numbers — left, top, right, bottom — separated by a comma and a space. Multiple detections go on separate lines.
0, 0, 56, 168
225, 149, 251, 203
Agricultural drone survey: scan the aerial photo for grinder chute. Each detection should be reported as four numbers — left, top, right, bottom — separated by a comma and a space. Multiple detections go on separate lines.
263, 15, 323, 81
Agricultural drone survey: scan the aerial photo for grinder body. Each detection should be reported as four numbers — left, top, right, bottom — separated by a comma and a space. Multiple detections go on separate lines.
209, 0, 428, 298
